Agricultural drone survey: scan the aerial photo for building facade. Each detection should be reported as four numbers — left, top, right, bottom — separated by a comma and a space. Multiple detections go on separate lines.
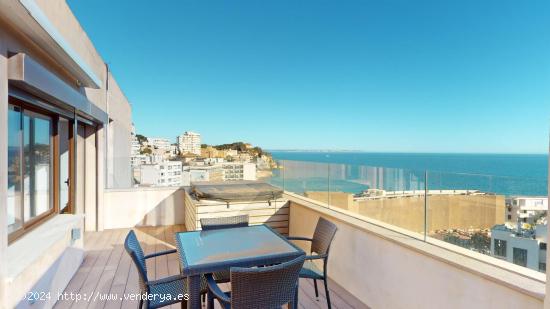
147, 137, 172, 153
491, 223, 548, 272
177, 131, 201, 155
0, 1, 132, 307
139, 161, 183, 187
505, 197, 548, 224
222, 162, 257, 181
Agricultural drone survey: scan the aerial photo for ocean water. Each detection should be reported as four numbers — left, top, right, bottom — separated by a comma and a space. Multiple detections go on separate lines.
268, 152, 548, 197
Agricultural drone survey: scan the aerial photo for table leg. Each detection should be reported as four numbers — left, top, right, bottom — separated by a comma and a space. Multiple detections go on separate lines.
187, 275, 201, 309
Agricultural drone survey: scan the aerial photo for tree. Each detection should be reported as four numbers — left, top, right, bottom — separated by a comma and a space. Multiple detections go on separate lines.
140, 147, 152, 155
136, 134, 147, 145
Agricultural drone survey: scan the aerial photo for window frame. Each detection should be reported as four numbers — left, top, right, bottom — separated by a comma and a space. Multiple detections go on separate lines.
512, 247, 528, 267
493, 239, 507, 258
7, 96, 64, 243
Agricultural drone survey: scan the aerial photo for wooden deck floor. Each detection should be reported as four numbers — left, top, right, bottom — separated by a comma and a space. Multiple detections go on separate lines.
54, 226, 367, 309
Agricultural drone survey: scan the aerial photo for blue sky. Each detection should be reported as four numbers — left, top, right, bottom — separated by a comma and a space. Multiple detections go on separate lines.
68, 0, 550, 153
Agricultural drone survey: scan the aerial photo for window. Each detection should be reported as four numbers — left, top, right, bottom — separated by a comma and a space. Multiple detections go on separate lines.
494, 239, 507, 257
513, 248, 528, 267
540, 243, 547, 250
8, 105, 23, 233
8, 103, 54, 239
507, 215, 511, 220
539, 262, 546, 272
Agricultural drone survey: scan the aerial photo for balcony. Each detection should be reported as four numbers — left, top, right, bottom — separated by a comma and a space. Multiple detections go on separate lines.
53, 225, 366, 309
9, 160, 549, 308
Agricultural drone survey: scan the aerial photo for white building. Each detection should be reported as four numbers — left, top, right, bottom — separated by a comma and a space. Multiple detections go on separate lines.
506, 197, 548, 224
177, 131, 201, 155
130, 124, 141, 156
131, 154, 164, 166
491, 222, 548, 272
222, 162, 257, 181
182, 165, 224, 185
139, 161, 183, 187
147, 137, 172, 153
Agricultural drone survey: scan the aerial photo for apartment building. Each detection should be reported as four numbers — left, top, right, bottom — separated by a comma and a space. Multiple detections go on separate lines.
130, 154, 164, 166
491, 223, 548, 272
182, 165, 225, 185
177, 131, 201, 155
147, 137, 172, 152
222, 162, 257, 181
506, 196, 548, 224
0, 1, 133, 307
139, 161, 182, 187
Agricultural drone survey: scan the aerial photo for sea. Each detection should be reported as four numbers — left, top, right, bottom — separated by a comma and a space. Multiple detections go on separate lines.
268, 152, 549, 197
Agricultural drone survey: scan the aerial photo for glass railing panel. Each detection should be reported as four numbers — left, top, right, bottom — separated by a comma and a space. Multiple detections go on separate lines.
270, 160, 330, 205
327, 163, 426, 234
426, 171, 547, 275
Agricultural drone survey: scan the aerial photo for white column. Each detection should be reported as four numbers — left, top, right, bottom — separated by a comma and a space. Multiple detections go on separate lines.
96, 125, 106, 231
0, 37, 9, 309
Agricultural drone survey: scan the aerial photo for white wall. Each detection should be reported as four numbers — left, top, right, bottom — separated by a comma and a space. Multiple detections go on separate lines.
103, 187, 186, 229
290, 199, 545, 309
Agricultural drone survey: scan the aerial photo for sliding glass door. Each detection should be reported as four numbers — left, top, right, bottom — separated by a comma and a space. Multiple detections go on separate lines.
22, 110, 53, 221
7, 97, 69, 241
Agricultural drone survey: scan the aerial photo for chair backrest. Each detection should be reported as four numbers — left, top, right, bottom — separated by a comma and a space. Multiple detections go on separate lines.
311, 217, 338, 256
124, 230, 148, 293
230, 255, 305, 309
200, 214, 249, 231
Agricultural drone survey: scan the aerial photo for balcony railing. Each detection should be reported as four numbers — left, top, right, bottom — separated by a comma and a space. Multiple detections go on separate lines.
267, 159, 548, 276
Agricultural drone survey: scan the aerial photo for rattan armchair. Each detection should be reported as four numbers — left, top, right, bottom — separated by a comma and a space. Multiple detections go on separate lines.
206, 255, 305, 309
200, 215, 250, 283
287, 217, 338, 309
200, 214, 249, 231
124, 230, 207, 309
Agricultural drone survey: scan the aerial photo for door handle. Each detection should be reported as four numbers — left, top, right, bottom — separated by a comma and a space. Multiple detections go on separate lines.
64, 178, 70, 185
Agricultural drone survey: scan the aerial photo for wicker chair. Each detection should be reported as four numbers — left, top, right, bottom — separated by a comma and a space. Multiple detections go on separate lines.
200, 215, 250, 283
124, 230, 207, 309
200, 214, 249, 231
287, 217, 338, 309
206, 255, 305, 309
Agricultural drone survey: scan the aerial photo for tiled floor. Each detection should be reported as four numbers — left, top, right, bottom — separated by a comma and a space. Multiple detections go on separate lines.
54, 226, 367, 309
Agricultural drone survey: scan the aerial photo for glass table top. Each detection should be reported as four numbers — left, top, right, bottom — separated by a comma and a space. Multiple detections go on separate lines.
176, 225, 302, 269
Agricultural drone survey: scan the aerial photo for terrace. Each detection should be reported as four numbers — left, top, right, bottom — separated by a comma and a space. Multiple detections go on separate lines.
53, 225, 365, 309
51, 159, 547, 308
1, 1, 548, 308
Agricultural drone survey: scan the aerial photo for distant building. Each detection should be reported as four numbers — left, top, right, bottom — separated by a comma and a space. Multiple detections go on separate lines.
505, 197, 548, 224
178, 131, 201, 155
234, 153, 253, 163
130, 125, 140, 156
182, 165, 224, 185
491, 222, 547, 272
222, 162, 257, 181
147, 137, 172, 153
139, 161, 183, 187
131, 138, 141, 156
131, 154, 163, 166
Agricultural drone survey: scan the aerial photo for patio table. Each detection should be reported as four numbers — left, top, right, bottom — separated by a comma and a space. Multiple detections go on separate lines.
175, 224, 305, 309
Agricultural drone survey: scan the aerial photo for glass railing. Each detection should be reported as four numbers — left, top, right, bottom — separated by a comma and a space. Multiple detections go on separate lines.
268, 159, 548, 276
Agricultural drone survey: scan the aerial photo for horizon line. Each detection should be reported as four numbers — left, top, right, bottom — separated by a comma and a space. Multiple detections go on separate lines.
267, 149, 549, 156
